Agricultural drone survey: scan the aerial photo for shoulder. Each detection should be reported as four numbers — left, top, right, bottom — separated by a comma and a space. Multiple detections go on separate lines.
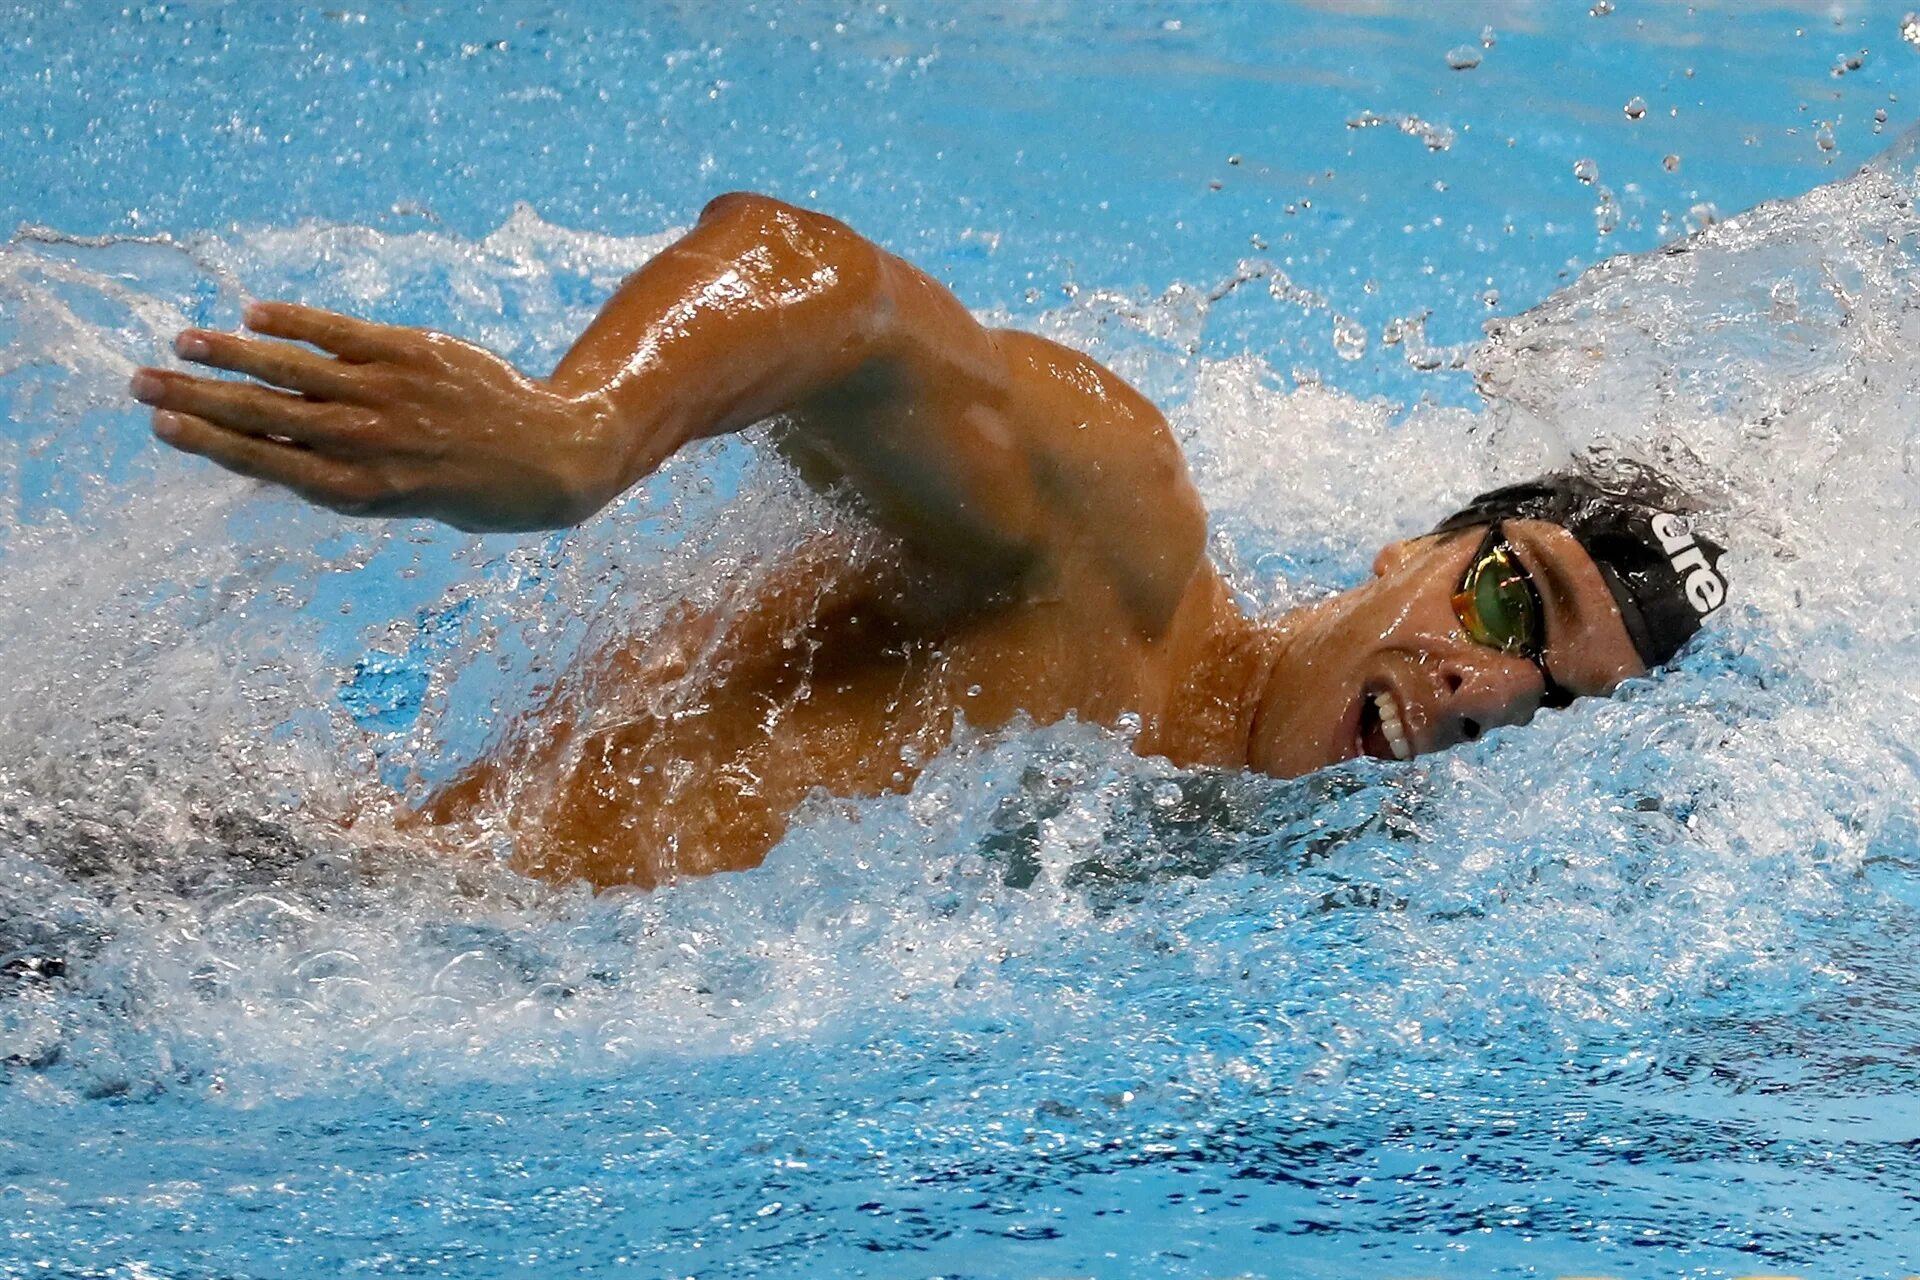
991, 329, 1211, 638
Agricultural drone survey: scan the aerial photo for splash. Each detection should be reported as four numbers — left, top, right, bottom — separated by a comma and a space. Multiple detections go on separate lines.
2, 138, 1919, 1273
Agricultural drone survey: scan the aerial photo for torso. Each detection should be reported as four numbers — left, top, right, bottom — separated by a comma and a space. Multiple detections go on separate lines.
416, 535, 1261, 889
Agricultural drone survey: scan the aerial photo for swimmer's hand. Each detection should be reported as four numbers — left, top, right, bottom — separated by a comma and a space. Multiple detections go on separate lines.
132, 302, 621, 532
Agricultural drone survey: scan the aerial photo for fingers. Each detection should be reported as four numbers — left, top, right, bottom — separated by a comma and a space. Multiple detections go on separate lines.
241, 301, 420, 364
172, 328, 369, 401
130, 367, 365, 447
152, 410, 391, 514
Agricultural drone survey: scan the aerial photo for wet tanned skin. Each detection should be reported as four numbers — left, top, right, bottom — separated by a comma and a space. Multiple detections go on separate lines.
130, 194, 1642, 889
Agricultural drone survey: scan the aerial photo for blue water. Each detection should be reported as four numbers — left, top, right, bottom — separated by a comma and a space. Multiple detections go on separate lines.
4, 2, 1920, 1276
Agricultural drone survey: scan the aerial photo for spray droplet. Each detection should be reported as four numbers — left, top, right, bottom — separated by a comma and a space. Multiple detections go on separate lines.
1594, 186, 1620, 236
1903, 12, 1920, 47
1151, 781, 1183, 810
1346, 110, 1455, 152
1573, 157, 1599, 184
1815, 122, 1836, 153
1624, 95, 1647, 120
1481, 25, 1497, 47
1590, 0, 1614, 14
1687, 201, 1720, 231
1662, 153, 1681, 172
1332, 316, 1368, 361
1446, 45, 1482, 71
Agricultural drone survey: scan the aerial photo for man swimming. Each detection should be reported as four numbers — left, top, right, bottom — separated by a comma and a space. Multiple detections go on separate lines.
127, 193, 1726, 889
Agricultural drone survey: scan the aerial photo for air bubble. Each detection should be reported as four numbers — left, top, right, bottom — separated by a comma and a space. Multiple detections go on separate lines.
1446, 45, 1482, 71
1151, 781, 1182, 809
1624, 96, 1647, 120
1332, 316, 1368, 361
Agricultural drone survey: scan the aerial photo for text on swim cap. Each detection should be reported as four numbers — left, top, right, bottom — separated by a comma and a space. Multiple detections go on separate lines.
1649, 513, 1725, 616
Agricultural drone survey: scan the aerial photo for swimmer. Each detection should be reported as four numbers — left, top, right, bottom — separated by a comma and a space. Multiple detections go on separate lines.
127, 194, 1727, 889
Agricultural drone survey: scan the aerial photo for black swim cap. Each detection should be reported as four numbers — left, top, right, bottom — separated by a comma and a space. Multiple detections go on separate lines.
1431, 473, 1728, 669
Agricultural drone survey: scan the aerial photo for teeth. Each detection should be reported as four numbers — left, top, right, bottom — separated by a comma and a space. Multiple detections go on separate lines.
1373, 690, 1412, 761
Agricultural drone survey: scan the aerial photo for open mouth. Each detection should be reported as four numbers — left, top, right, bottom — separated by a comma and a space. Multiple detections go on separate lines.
1354, 685, 1413, 762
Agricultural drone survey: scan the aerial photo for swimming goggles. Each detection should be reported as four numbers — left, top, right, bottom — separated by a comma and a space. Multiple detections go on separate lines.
1450, 522, 1575, 709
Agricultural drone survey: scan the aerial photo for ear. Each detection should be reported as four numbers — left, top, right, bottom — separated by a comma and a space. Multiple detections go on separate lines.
1375, 529, 1469, 578
1371, 538, 1418, 578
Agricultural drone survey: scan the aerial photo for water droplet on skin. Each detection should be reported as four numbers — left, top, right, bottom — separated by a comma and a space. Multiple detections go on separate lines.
1446, 45, 1482, 71
1624, 96, 1647, 120
1663, 153, 1681, 172
1573, 157, 1599, 184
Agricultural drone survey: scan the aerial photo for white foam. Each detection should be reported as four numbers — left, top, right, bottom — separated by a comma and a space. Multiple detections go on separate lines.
2, 150, 1917, 1103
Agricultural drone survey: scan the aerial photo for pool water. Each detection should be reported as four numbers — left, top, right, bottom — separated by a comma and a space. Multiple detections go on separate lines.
4, 2, 1920, 1276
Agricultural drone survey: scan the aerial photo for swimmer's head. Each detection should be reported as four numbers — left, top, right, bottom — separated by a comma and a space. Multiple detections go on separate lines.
1246, 467, 1728, 777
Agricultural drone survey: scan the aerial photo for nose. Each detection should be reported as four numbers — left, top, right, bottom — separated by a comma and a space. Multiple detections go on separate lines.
1428, 653, 1547, 750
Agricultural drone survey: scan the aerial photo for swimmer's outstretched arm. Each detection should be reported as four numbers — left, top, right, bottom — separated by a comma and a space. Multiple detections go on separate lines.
134, 193, 1205, 626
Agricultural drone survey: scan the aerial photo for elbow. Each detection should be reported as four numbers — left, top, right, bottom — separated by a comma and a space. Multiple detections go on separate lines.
695, 192, 894, 333
696, 190, 788, 228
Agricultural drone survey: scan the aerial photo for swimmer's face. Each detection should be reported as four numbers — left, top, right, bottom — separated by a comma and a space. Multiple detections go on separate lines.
1249, 519, 1646, 777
